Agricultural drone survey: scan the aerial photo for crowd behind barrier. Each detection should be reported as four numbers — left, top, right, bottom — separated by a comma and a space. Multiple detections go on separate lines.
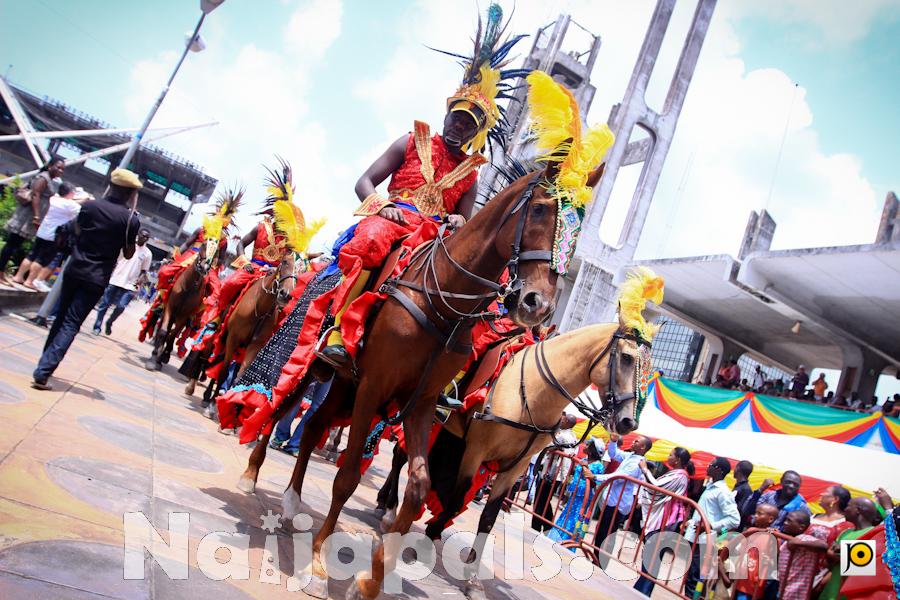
501, 449, 867, 600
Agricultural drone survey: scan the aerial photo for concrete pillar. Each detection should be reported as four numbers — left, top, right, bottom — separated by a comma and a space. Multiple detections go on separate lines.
696, 335, 724, 385
857, 349, 889, 401
835, 344, 864, 399
876, 191, 900, 243
558, 0, 718, 332
738, 209, 777, 260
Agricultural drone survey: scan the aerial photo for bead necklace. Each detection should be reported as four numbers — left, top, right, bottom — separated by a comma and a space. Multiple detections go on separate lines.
884, 508, 900, 598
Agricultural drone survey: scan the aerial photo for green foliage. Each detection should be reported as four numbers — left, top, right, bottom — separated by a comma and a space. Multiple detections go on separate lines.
0, 176, 24, 229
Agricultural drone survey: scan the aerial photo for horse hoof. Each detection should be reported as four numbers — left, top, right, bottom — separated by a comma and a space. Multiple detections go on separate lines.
464, 578, 487, 600
160, 353, 170, 364
305, 574, 328, 599
346, 573, 376, 600
379, 508, 397, 534
203, 404, 214, 419
237, 477, 256, 494
184, 382, 196, 396
282, 487, 302, 520
144, 360, 161, 372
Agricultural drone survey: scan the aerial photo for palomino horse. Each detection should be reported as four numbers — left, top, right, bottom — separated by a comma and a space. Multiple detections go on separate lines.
202, 254, 297, 411
145, 238, 217, 371
242, 163, 604, 600
374, 320, 650, 599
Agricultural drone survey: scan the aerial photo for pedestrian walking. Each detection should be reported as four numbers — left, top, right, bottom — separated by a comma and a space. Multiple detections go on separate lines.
92, 228, 152, 335
32, 169, 143, 390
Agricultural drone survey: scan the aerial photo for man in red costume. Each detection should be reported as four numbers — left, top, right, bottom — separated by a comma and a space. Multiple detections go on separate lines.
220, 5, 528, 439
317, 100, 491, 375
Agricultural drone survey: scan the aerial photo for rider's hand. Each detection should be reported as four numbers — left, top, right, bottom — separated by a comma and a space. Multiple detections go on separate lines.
378, 206, 407, 225
243, 264, 256, 273
446, 214, 466, 230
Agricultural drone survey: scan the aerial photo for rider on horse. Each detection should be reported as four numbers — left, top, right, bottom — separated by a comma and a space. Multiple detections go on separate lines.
138, 190, 239, 342
195, 161, 324, 365
314, 24, 529, 384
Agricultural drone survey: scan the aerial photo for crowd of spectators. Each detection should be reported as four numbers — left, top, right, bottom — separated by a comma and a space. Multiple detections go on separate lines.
519, 426, 896, 599
708, 359, 900, 417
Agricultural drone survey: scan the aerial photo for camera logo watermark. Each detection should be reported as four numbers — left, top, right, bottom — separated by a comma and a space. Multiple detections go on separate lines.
839, 539, 875, 576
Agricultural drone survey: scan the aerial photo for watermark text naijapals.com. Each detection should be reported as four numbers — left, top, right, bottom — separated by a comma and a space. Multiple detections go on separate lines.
123, 510, 778, 592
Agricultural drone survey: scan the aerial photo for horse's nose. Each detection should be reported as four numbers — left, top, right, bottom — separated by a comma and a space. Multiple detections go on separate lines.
616, 417, 637, 435
521, 291, 547, 315
278, 290, 290, 304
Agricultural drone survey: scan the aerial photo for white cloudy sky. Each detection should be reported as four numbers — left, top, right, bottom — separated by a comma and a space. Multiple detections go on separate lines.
6, 0, 896, 260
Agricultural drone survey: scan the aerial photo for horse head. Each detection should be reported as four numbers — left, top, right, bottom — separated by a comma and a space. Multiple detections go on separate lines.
274, 253, 297, 307
194, 237, 218, 277
494, 162, 605, 327
588, 267, 663, 435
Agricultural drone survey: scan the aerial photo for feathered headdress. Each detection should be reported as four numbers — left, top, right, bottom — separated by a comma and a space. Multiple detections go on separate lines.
617, 267, 665, 343
263, 157, 325, 254
526, 70, 615, 208
437, 3, 529, 153
203, 186, 243, 241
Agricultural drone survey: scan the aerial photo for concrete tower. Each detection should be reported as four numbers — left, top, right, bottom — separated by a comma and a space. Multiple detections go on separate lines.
558, 0, 717, 331
475, 15, 602, 207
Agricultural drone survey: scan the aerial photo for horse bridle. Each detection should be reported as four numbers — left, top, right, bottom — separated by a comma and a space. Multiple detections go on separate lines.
472, 329, 648, 473
378, 173, 553, 426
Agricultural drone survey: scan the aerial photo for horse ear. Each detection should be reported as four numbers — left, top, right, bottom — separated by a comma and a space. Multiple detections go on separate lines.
540, 139, 573, 181
586, 162, 606, 189
617, 303, 626, 329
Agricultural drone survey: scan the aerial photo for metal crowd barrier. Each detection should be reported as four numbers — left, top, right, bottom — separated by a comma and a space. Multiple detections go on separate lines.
501, 449, 823, 599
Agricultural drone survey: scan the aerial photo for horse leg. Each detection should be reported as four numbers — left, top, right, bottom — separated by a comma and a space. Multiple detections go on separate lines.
306, 381, 383, 599
422, 445, 487, 541
375, 444, 407, 532
281, 379, 345, 519
350, 394, 437, 600
210, 334, 239, 426
145, 307, 171, 370
461, 465, 529, 600
161, 319, 182, 364
237, 376, 310, 493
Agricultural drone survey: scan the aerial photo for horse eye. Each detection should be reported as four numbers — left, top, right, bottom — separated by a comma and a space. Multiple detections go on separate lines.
532, 204, 545, 217
622, 354, 634, 365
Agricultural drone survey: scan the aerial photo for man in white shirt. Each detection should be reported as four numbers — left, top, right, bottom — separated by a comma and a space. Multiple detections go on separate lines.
92, 229, 152, 335
683, 456, 740, 595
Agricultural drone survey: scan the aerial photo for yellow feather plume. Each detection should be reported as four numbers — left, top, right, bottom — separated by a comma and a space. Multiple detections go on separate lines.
617, 267, 665, 342
526, 71, 615, 208
202, 187, 243, 241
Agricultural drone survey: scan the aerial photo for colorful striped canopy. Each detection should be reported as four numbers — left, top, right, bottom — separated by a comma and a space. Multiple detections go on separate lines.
650, 378, 896, 453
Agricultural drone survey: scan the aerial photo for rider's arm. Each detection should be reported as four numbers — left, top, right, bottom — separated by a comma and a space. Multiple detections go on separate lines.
179, 227, 201, 254
354, 135, 409, 225
455, 182, 479, 220
232, 225, 259, 270
354, 135, 408, 201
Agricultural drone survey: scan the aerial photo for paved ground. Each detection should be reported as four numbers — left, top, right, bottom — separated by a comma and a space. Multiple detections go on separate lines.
0, 303, 647, 599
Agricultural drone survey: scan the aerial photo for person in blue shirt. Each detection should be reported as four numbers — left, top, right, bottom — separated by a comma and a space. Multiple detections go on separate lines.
590, 433, 652, 556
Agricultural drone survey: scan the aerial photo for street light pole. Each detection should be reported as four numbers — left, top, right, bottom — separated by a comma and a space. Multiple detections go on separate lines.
117, 13, 207, 169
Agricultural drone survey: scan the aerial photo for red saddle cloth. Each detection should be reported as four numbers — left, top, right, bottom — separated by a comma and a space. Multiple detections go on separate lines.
222, 219, 442, 445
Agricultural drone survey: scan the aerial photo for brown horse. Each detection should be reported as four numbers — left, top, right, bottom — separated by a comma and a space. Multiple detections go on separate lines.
246, 163, 605, 600
374, 320, 650, 599
145, 238, 218, 371
202, 254, 297, 413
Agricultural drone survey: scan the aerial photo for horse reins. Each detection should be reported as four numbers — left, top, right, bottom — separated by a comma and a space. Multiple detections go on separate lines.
378, 173, 552, 427
472, 329, 649, 473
